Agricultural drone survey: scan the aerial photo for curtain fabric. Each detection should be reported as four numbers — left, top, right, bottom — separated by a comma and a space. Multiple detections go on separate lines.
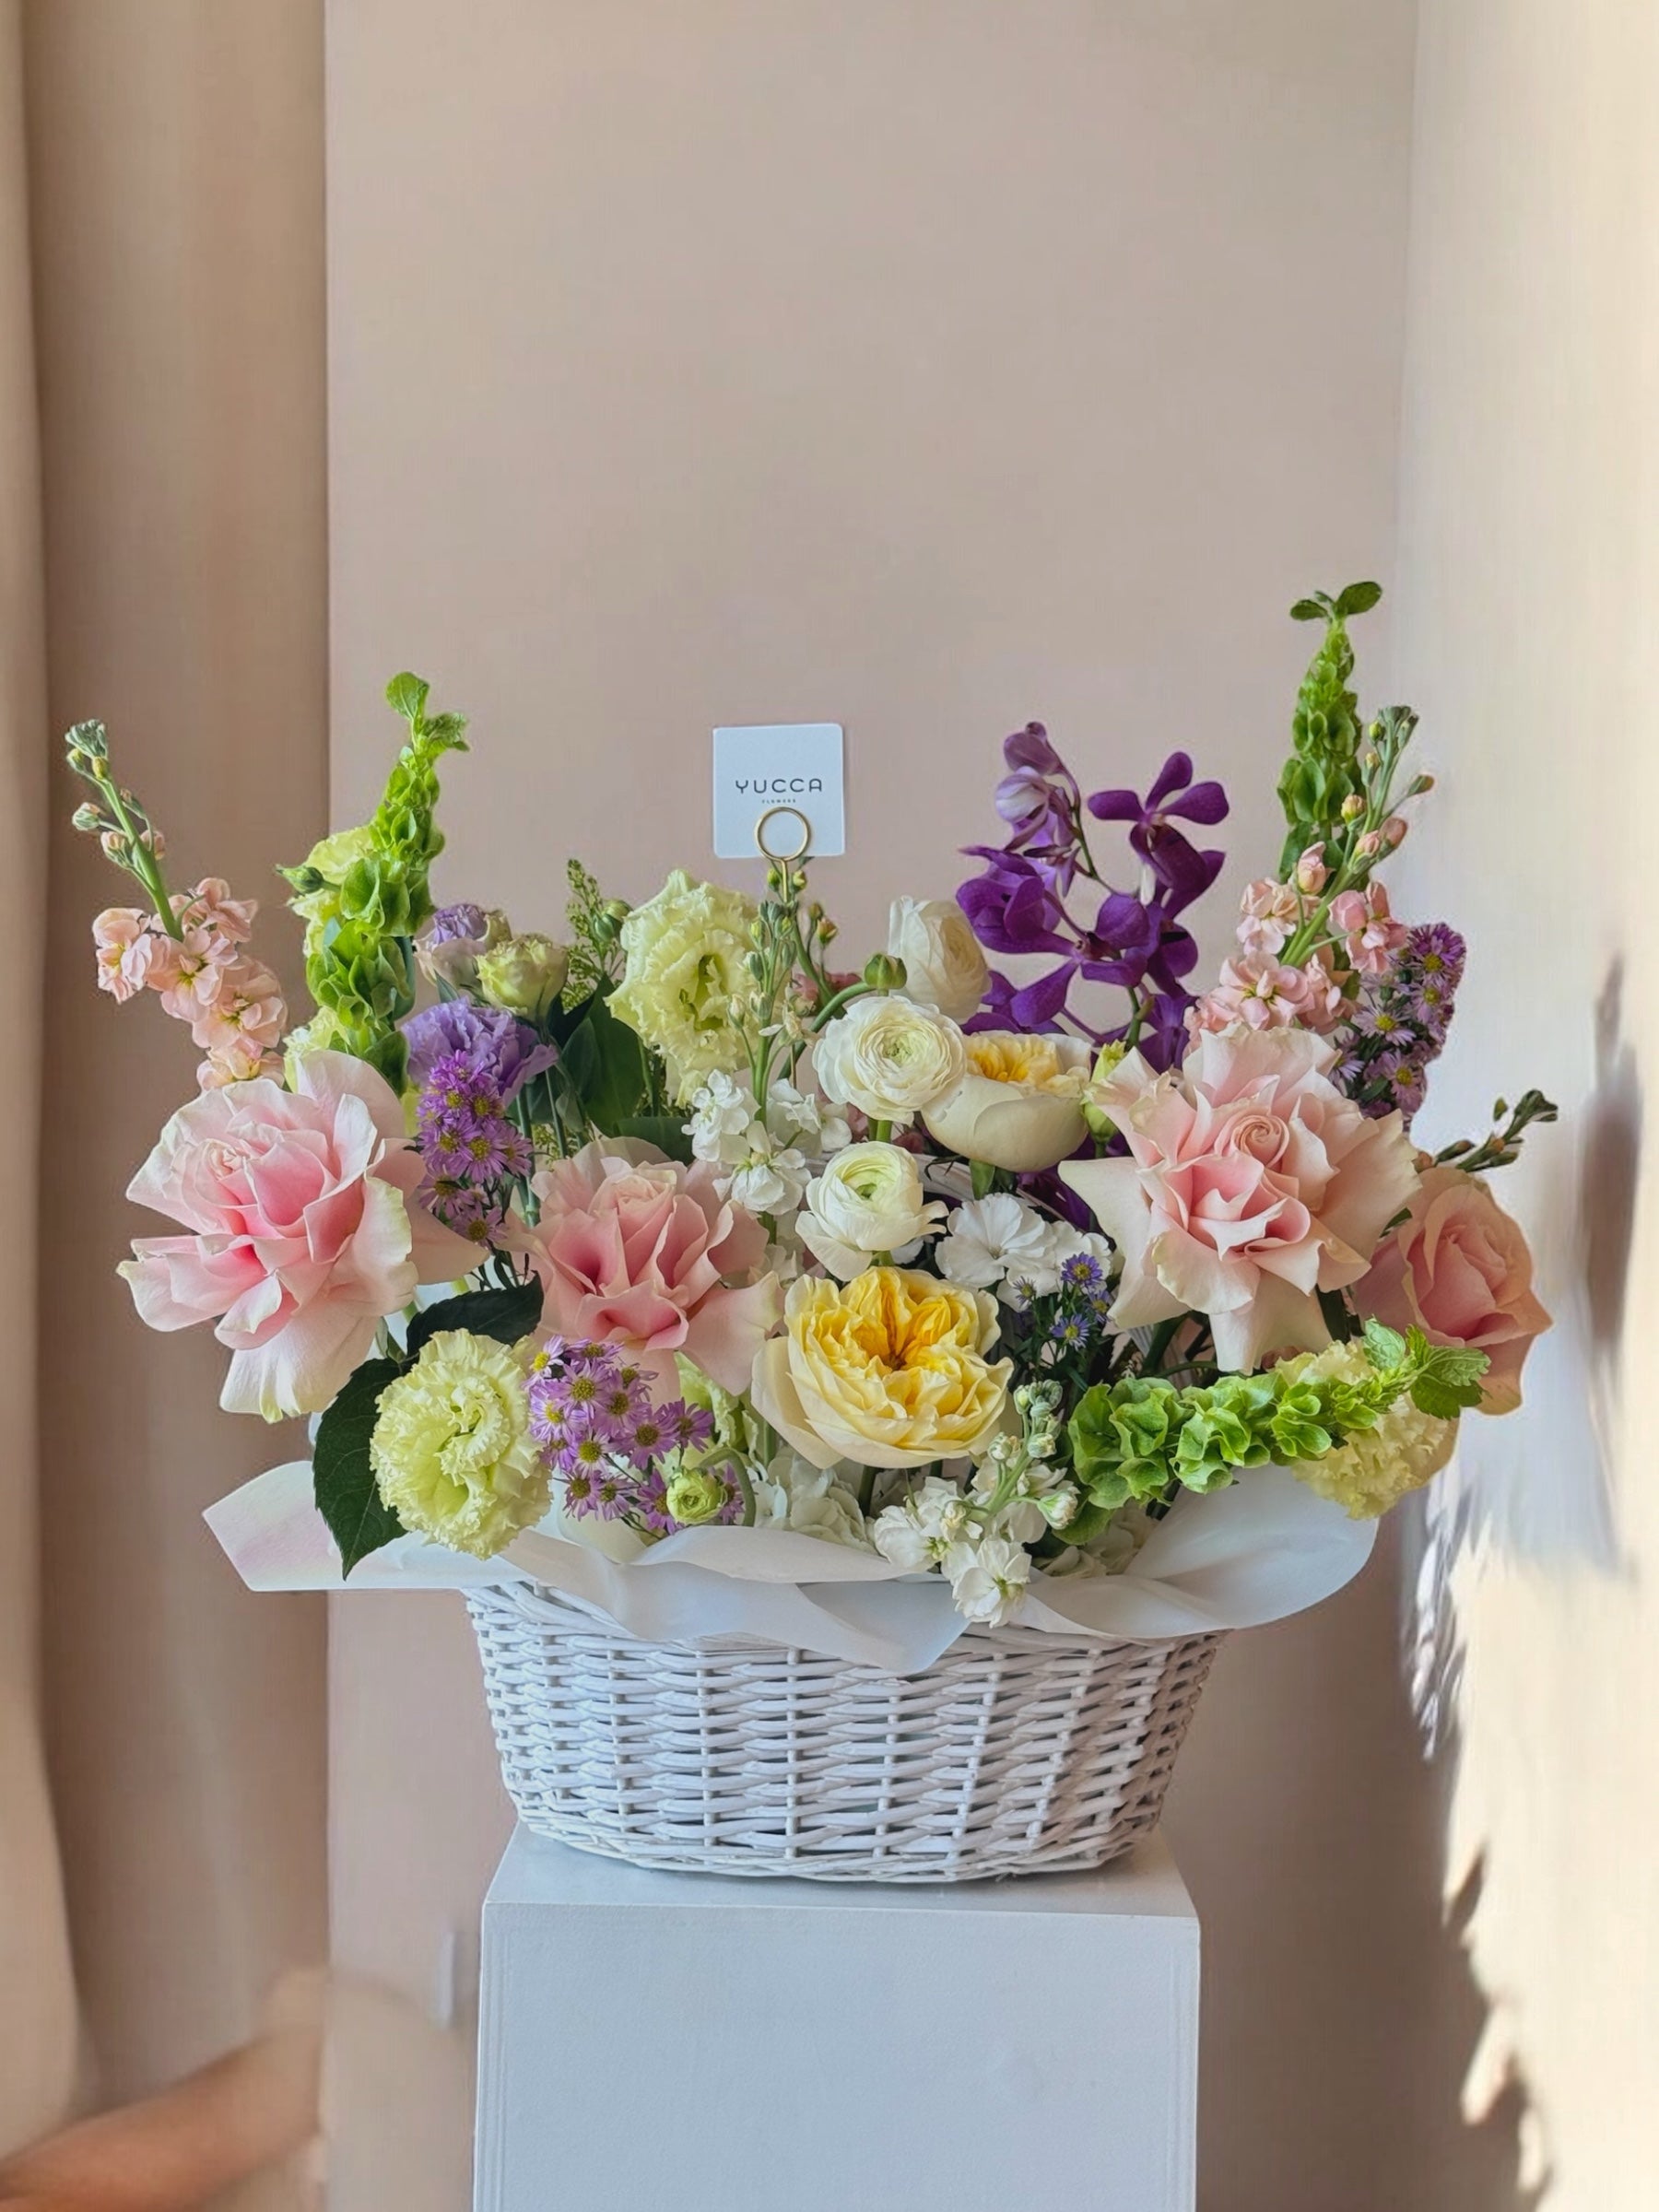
0, 0, 77, 2144
0, 0, 329, 2168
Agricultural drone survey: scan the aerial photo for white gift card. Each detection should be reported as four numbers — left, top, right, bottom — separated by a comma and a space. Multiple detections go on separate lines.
712, 724, 845, 859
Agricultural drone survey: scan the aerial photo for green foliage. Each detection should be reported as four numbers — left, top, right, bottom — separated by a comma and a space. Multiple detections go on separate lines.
282, 674, 470, 1084
562, 857, 627, 1007
559, 991, 653, 1132
1065, 1321, 1492, 1506
312, 1358, 406, 1576
1433, 1088, 1560, 1177
1277, 582, 1381, 873
405, 1281, 544, 1365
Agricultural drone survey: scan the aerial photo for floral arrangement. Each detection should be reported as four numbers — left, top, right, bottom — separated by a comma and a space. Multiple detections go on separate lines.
70, 588, 1555, 1627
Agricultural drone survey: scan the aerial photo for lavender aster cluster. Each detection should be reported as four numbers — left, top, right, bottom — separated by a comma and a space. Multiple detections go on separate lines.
1045, 1252, 1118, 1356
525, 1339, 724, 1532
415, 1049, 535, 1241
959, 729, 1229, 1068
1337, 923, 1466, 1125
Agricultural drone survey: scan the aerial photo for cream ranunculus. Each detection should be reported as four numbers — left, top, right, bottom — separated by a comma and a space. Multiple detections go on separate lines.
610, 869, 759, 1101
887, 896, 990, 1023
811, 994, 965, 1126
795, 1141, 946, 1279
750, 1265, 1011, 1470
922, 1030, 1092, 1171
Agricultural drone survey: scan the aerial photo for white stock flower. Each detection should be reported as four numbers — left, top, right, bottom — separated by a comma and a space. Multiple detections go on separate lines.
812, 994, 966, 1126
872, 1474, 970, 1571
886, 896, 990, 1023
688, 1069, 764, 1167
750, 1451, 873, 1549
796, 1141, 946, 1279
942, 1528, 1032, 1626
936, 1193, 1053, 1297
730, 1148, 813, 1216
766, 1077, 851, 1157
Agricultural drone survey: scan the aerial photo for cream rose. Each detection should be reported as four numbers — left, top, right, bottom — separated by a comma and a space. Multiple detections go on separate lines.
751, 1265, 1011, 1469
811, 994, 965, 1126
923, 1030, 1092, 1171
887, 896, 991, 1023
796, 1141, 945, 1278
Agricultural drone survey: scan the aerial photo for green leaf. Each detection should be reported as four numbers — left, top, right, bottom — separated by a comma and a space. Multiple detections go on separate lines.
562, 992, 652, 1130
405, 1280, 544, 1363
385, 672, 430, 726
1362, 1316, 1407, 1370
1411, 1374, 1481, 1420
1335, 579, 1383, 618
616, 1113, 694, 1164
312, 1358, 406, 1577
1289, 595, 1331, 623
1319, 1288, 1362, 1343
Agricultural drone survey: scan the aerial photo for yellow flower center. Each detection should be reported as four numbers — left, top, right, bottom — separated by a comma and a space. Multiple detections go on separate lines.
965, 1034, 1083, 1094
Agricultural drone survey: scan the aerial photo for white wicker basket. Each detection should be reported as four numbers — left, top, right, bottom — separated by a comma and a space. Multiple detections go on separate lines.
466, 1581, 1223, 1882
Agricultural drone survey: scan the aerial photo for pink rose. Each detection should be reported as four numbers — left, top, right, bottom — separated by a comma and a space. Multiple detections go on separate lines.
120, 1051, 475, 1418
516, 1137, 781, 1394
1357, 1164, 1549, 1413
1061, 1027, 1418, 1371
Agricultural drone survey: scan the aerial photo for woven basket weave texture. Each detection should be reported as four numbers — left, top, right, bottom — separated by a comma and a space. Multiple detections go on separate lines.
467, 1582, 1221, 1883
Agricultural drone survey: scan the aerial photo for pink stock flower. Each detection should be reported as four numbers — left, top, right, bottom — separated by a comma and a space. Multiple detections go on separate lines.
1294, 844, 1329, 895
93, 908, 178, 1002
190, 956, 288, 1087
1191, 954, 1344, 1037
1357, 1164, 1550, 1413
119, 1051, 476, 1418
179, 877, 258, 945
514, 1137, 781, 1394
1236, 879, 1304, 957
1329, 882, 1408, 979
1061, 1027, 1418, 1371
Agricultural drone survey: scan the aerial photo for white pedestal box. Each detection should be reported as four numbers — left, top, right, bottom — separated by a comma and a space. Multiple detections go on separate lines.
475, 1825, 1199, 2212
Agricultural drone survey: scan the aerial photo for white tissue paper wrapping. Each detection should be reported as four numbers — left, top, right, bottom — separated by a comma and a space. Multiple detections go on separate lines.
206, 1458, 1375, 1673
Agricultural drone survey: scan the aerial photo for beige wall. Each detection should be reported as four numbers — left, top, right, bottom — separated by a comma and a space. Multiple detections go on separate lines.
324, 4, 1520, 2204
1391, 4, 1659, 2205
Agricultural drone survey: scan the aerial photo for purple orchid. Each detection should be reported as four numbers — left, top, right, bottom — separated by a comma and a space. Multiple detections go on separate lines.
959, 730, 1230, 1047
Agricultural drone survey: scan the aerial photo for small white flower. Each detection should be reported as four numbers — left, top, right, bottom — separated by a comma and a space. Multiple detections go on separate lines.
764, 1077, 851, 1157
872, 1474, 969, 1571
936, 1193, 1052, 1295
1031, 1220, 1117, 1295
729, 1145, 812, 1216
943, 1530, 1032, 1626
687, 1070, 764, 1167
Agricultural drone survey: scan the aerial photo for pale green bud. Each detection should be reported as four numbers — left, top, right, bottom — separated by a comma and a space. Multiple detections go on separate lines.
476, 932, 570, 1020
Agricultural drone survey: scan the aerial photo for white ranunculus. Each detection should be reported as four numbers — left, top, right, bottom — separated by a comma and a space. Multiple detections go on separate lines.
923, 1030, 1093, 1172
796, 1142, 945, 1279
887, 896, 990, 1023
750, 1451, 873, 1549
811, 995, 966, 1126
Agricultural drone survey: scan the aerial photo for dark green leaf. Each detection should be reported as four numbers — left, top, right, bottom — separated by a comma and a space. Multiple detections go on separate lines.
1289, 595, 1330, 623
1319, 1288, 1363, 1343
562, 991, 652, 1130
405, 1280, 544, 1363
616, 1113, 693, 1163
384, 672, 430, 726
1335, 580, 1383, 618
313, 1358, 406, 1577
1411, 1374, 1484, 1420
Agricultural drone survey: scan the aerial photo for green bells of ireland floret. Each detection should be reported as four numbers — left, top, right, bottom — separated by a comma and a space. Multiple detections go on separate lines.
280, 673, 468, 1086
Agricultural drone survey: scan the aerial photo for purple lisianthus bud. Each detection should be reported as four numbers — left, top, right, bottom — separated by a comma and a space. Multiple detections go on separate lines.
427, 901, 490, 945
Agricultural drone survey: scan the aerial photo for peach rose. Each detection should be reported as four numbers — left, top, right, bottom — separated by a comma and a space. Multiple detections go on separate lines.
120, 1051, 476, 1418
1356, 1164, 1549, 1413
1061, 1026, 1418, 1371
516, 1138, 781, 1394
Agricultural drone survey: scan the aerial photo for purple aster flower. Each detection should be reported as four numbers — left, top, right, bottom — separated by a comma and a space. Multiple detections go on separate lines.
1408, 923, 1466, 984
404, 997, 557, 1097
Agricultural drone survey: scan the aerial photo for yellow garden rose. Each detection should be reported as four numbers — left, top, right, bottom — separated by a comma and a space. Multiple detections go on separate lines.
922, 1030, 1091, 1172
751, 1265, 1012, 1470
610, 869, 758, 1101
